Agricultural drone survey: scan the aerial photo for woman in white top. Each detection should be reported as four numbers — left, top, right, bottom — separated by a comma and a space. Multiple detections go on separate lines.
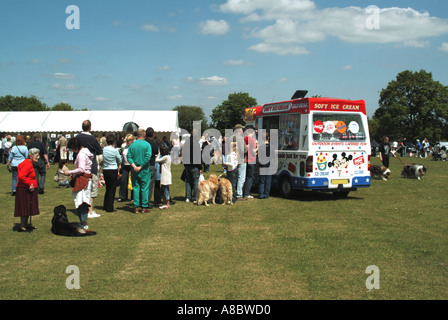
155, 146, 172, 209
64, 138, 93, 230
225, 141, 238, 204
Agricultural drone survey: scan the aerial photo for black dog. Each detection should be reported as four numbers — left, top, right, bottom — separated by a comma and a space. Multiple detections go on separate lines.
51, 205, 96, 237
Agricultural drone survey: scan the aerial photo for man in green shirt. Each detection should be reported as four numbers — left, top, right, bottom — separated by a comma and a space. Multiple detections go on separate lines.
127, 129, 152, 213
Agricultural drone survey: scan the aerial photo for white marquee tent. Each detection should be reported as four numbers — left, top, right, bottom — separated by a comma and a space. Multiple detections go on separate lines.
0, 110, 179, 133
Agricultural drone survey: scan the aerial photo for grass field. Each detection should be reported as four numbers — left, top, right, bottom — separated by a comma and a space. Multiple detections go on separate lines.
0, 155, 447, 300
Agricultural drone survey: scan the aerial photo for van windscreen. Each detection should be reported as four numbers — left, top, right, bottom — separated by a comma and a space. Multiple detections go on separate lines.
312, 113, 366, 142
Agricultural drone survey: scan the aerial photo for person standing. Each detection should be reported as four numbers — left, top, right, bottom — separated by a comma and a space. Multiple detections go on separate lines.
102, 134, 121, 212
7, 135, 28, 196
118, 134, 134, 202
225, 141, 239, 204
14, 148, 41, 232
242, 126, 258, 200
27, 134, 50, 194
76, 120, 103, 219
379, 136, 394, 168
234, 124, 247, 200
3, 135, 12, 164
127, 128, 152, 213
144, 127, 158, 208
258, 131, 272, 199
182, 128, 202, 203
58, 134, 68, 160
64, 138, 94, 231
155, 146, 172, 210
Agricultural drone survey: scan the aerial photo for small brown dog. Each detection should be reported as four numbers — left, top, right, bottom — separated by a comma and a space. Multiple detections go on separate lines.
218, 174, 233, 205
197, 174, 219, 206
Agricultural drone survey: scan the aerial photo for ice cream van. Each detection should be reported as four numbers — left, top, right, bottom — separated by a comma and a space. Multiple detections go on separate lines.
244, 90, 371, 198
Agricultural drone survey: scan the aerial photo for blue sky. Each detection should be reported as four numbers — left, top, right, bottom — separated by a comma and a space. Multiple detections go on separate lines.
1, 0, 447, 120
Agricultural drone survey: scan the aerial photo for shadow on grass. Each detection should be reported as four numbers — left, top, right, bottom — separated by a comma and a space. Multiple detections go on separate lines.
270, 189, 364, 202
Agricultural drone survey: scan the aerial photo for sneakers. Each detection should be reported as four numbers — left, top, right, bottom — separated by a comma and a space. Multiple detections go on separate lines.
88, 211, 101, 219
159, 205, 169, 209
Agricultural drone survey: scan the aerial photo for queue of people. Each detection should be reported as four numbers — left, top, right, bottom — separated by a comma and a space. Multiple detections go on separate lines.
6, 121, 274, 233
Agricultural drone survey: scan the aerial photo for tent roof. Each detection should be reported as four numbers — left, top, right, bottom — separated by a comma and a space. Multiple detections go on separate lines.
0, 110, 179, 133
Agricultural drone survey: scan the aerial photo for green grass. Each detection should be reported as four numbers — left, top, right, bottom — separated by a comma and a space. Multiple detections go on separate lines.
0, 156, 447, 300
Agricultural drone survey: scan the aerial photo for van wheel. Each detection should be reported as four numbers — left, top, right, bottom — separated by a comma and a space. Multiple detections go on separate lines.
333, 190, 349, 198
280, 177, 293, 198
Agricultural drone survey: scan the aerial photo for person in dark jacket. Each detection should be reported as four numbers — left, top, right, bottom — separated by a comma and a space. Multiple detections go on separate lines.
182, 129, 202, 203
145, 127, 159, 208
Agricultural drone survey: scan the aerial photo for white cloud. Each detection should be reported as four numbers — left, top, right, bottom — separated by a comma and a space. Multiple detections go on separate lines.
142, 24, 159, 32
223, 59, 244, 65
51, 83, 79, 90
341, 65, 352, 71
158, 65, 171, 70
168, 95, 183, 100
31, 59, 40, 64
250, 43, 310, 55
199, 19, 230, 36
439, 42, 448, 52
93, 97, 110, 102
219, 1, 448, 55
53, 72, 76, 79
187, 75, 230, 86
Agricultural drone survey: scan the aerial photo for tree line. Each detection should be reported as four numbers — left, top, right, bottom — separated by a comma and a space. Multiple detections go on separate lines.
2, 69, 447, 142
0, 95, 88, 111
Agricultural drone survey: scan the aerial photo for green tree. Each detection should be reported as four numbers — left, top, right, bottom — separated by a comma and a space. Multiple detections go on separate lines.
374, 70, 448, 142
210, 92, 257, 132
52, 102, 74, 111
173, 105, 209, 133
0, 95, 49, 111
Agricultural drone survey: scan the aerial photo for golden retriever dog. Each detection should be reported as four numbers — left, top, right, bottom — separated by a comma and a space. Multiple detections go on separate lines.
218, 174, 233, 205
197, 174, 219, 206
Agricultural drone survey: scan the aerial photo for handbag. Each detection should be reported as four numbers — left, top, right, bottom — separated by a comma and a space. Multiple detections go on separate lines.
128, 173, 133, 190
53, 172, 59, 182
180, 169, 186, 182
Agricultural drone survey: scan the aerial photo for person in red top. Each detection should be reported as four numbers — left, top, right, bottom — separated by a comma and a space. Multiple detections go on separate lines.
242, 126, 258, 199
14, 148, 40, 232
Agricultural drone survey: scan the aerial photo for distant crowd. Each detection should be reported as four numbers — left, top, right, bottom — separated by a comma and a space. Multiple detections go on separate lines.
371, 136, 446, 162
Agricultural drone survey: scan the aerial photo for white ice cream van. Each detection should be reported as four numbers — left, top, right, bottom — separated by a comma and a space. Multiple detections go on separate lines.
244, 91, 371, 198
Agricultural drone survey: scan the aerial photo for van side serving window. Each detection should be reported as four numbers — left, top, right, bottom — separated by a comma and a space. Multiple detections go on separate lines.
279, 114, 300, 150
262, 114, 301, 151
313, 113, 366, 142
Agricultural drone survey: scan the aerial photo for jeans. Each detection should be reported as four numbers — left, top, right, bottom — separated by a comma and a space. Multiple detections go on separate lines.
161, 185, 170, 201
77, 203, 89, 224
11, 166, 18, 192
243, 163, 255, 197
33, 157, 47, 191
185, 165, 199, 201
258, 174, 272, 199
236, 163, 246, 198
227, 168, 238, 203
148, 165, 156, 203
